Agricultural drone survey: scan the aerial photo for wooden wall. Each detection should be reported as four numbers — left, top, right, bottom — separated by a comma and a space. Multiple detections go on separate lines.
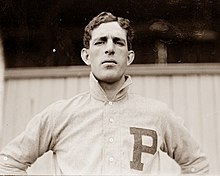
0, 39, 4, 141
1, 64, 220, 174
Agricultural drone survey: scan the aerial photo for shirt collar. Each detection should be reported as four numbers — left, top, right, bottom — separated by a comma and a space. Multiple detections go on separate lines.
89, 72, 132, 102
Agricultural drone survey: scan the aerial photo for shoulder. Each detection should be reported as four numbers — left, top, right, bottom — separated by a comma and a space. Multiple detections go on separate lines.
33, 91, 90, 123
39, 91, 91, 128
49, 91, 90, 111
127, 93, 169, 112
127, 92, 183, 123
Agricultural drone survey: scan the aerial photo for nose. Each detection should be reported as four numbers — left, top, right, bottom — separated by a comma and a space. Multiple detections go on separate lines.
105, 40, 115, 55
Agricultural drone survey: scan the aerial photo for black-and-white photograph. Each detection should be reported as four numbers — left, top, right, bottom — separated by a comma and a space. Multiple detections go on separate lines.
0, 0, 220, 175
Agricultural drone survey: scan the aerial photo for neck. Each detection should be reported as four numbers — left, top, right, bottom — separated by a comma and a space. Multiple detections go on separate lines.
99, 76, 126, 101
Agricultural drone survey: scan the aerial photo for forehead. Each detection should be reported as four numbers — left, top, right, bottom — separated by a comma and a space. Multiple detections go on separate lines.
91, 21, 127, 40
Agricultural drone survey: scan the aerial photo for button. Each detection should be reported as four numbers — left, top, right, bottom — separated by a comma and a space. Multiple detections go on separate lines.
109, 137, 114, 143
191, 167, 196, 172
109, 118, 114, 123
109, 101, 113, 105
3, 156, 8, 161
109, 157, 114, 162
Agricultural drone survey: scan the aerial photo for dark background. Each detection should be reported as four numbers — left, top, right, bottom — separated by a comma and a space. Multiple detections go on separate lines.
1, 0, 220, 68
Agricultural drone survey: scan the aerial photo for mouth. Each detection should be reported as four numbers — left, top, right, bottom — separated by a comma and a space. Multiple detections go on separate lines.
101, 60, 117, 65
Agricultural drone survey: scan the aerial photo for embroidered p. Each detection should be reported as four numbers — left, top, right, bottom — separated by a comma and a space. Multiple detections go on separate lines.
130, 127, 157, 171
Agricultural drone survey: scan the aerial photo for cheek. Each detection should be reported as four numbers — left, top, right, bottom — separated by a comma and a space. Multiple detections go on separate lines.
90, 47, 102, 55
89, 50, 102, 61
118, 48, 129, 57
118, 52, 129, 64
90, 60, 99, 68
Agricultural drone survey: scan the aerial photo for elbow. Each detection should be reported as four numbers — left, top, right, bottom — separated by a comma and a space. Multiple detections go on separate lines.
181, 156, 209, 174
0, 154, 28, 175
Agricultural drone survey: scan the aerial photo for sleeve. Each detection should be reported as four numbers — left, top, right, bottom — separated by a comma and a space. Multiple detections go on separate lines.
160, 107, 209, 174
0, 103, 56, 175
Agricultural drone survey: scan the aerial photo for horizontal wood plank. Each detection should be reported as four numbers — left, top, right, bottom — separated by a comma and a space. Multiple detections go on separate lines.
4, 63, 220, 79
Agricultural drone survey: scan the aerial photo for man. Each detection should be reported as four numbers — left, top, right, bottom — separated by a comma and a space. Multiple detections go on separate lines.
0, 12, 209, 175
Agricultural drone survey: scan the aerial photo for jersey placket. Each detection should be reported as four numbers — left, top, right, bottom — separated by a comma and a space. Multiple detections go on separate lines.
102, 101, 120, 174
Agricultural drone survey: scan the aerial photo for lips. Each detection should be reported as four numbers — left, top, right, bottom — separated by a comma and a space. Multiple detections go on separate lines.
101, 60, 117, 64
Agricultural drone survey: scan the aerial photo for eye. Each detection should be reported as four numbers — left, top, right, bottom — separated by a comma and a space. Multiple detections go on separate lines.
94, 41, 105, 45
116, 41, 125, 46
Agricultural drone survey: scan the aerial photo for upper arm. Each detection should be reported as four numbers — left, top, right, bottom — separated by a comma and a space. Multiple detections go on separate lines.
0, 103, 56, 174
160, 108, 209, 174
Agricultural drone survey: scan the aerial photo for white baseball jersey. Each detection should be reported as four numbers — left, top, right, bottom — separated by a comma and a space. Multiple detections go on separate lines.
0, 72, 209, 175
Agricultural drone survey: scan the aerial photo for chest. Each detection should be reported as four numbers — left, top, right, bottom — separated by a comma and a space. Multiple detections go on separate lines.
53, 100, 164, 174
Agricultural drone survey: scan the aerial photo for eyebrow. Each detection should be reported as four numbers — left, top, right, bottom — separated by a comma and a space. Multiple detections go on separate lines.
93, 36, 126, 43
95, 36, 107, 42
113, 37, 126, 43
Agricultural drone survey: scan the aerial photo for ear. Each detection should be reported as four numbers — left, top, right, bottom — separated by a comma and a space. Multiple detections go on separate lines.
127, 50, 135, 66
81, 48, 91, 65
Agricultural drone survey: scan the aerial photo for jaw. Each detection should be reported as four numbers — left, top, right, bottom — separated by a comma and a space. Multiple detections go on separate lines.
95, 68, 125, 84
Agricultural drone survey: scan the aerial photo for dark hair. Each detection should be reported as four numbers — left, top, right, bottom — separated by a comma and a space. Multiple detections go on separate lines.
83, 12, 134, 50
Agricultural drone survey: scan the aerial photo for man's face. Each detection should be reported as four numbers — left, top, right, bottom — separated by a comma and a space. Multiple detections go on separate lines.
81, 21, 134, 83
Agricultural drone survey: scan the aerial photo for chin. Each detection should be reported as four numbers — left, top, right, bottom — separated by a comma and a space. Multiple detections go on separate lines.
99, 74, 123, 84
93, 69, 125, 83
